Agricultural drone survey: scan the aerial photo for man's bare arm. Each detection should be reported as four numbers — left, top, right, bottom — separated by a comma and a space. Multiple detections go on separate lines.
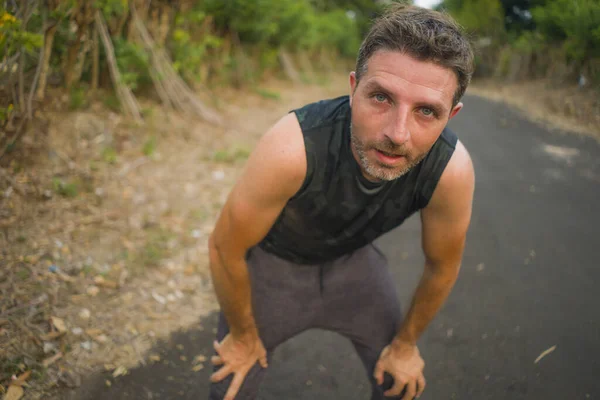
208, 113, 306, 339
373, 140, 475, 398
395, 140, 475, 345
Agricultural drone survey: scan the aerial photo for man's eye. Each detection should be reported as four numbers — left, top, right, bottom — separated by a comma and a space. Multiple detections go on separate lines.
421, 107, 434, 116
374, 93, 387, 102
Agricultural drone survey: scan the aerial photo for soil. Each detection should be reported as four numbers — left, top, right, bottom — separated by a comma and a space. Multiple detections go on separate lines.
0, 75, 348, 399
0, 72, 597, 399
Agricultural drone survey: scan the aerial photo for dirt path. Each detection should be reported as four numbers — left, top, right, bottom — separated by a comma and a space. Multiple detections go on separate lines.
0, 75, 348, 399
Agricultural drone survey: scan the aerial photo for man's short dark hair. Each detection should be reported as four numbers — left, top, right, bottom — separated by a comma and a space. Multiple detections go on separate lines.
355, 4, 475, 107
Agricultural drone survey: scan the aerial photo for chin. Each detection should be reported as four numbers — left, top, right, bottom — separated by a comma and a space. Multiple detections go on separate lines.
365, 163, 410, 181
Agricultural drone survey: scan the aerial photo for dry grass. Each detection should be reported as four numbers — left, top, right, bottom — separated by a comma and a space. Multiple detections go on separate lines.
0, 76, 346, 398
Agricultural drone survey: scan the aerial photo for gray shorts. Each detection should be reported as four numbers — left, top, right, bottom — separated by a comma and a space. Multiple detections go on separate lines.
209, 243, 404, 399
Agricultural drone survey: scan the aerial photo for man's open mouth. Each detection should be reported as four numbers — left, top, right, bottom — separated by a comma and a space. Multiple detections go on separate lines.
374, 148, 406, 164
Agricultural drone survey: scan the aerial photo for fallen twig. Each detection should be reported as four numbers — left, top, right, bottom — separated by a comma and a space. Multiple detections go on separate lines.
534, 345, 557, 364
42, 352, 63, 367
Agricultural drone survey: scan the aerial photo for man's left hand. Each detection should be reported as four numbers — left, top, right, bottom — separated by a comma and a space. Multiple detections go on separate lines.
373, 339, 426, 399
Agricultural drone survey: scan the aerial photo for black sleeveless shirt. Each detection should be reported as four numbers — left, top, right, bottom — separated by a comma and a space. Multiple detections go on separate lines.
258, 95, 457, 265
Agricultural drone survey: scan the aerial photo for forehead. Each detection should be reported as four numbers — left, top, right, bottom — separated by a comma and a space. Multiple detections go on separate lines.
360, 50, 457, 107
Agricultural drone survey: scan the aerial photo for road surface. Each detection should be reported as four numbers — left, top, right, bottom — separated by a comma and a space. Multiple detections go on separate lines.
63, 94, 600, 399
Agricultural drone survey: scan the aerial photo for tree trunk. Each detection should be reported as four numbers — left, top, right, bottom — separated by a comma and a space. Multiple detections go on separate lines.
157, 4, 171, 47
36, 24, 57, 100
91, 24, 99, 90
115, 7, 129, 38
72, 26, 91, 87
27, 46, 44, 120
278, 48, 300, 83
128, 0, 149, 41
64, 28, 85, 88
18, 52, 26, 113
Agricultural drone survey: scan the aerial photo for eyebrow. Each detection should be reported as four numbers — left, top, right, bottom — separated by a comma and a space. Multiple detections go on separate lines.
362, 79, 449, 116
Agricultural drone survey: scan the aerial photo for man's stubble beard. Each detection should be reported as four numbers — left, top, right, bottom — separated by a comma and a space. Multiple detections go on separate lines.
350, 124, 427, 182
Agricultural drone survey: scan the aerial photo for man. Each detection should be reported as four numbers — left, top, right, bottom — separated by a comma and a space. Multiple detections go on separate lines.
208, 4, 475, 400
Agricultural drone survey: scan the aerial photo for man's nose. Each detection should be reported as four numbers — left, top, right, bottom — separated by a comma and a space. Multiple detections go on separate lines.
386, 106, 411, 145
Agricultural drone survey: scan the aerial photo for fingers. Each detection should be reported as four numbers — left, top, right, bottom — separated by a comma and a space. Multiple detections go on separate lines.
416, 375, 426, 398
373, 361, 385, 385
211, 355, 224, 366
259, 354, 268, 368
399, 380, 416, 400
213, 339, 222, 353
384, 377, 406, 397
224, 372, 246, 400
210, 364, 233, 383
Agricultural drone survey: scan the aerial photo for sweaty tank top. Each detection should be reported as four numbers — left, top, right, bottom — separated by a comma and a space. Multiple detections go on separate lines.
258, 95, 457, 265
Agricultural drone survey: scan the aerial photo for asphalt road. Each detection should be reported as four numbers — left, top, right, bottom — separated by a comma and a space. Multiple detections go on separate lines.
63, 94, 600, 400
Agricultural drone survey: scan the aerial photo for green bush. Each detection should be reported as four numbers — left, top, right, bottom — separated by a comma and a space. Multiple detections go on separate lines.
113, 38, 152, 91
0, 11, 42, 60
532, 0, 600, 64
170, 8, 223, 82
69, 86, 88, 110
193, 0, 361, 57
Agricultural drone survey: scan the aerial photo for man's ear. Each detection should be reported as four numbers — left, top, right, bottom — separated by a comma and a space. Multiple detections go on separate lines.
449, 102, 463, 120
349, 71, 357, 107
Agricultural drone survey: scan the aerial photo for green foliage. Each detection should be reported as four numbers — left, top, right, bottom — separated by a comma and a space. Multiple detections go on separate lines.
0, 104, 14, 125
1, 0, 373, 125
52, 177, 79, 198
532, 0, 600, 62
439, 0, 600, 82
16, 267, 30, 280
97, 0, 128, 17
113, 38, 151, 91
69, 86, 88, 110
196, 0, 362, 54
255, 88, 281, 100
142, 136, 157, 156
170, 10, 223, 81
212, 147, 251, 163
101, 147, 118, 164
512, 30, 543, 53
447, 0, 506, 38
312, 9, 362, 57
0, 11, 43, 59
103, 93, 121, 112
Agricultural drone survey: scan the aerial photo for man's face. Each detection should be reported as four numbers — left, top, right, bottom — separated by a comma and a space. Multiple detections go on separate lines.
349, 50, 463, 181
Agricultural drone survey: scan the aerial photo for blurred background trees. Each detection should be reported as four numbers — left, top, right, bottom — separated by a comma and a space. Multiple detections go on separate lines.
0, 0, 379, 147
436, 0, 600, 86
0, 0, 597, 153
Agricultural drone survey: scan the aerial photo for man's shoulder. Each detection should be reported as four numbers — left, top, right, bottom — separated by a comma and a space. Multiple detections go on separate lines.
426, 138, 474, 209
444, 139, 473, 180
291, 95, 350, 133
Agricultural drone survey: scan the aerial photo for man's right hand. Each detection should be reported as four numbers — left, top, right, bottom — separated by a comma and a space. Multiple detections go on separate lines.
207, 112, 306, 399
210, 332, 268, 400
